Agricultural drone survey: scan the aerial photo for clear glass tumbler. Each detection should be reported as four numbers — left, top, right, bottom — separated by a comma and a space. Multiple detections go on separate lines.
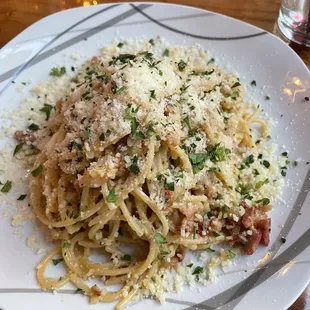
277, 0, 310, 46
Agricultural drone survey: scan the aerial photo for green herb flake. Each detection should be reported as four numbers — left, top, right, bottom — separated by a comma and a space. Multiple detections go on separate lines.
256, 198, 270, 205
187, 263, 193, 268
40, 104, 54, 120
192, 266, 203, 275
183, 115, 192, 130
122, 254, 132, 261
293, 161, 298, 167
156, 135, 161, 141
52, 258, 64, 266
13, 143, 24, 156
163, 49, 169, 57
1, 181, 12, 193
255, 178, 269, 189
149, 39, 155, 46
117, 42, 124, 48
106, 189, 117, 203
50, 66, 66, 77
250, 80, 257, 86
154, 232, 165, 245
281, 152, 288, 157
28, 123, 40, 131
245, 154, 255, 166
17, 194, 27, 201
178, 60, 187, 71
232, 82, 241, 88
31, 164, 44, 177
206, 248, 215, 253
281, 170, 287, 177
114, 86, 127, 95
164, 180, 175, 191
149, 89, 157, 100
61, 241, 71, 248
128, 156, 140, 175
75, 288, 84, 294
207, 58, 215, 65
212, 231, 220, 237
262, 160, 270, 168
265, 96, 270, 100
227, 250, 236, 259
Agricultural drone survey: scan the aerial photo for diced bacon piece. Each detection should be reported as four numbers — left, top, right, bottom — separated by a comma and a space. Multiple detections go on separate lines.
243, 230, 262, 255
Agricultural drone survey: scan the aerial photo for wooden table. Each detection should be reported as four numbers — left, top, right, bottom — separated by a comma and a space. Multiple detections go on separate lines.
0, 0, 309, 309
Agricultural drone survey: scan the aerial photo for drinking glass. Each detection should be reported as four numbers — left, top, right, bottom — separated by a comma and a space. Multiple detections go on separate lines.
277, 0, 310, 46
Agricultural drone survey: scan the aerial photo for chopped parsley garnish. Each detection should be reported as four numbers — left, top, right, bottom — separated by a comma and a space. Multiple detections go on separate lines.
61, 241, 71, 248
149, 89, 157, 100
149, 39, 155, 45
128, 156, 140, 175
40, 104, 54, 120
28, 123, 40, 131
164, 179, 175, 191
262, 160, 270, 168
207, 58, 215, 65
245, 154, 255, 166
256, 198, 270, 205
183, 115, 192, 131
81, 91, 90, 100
52, 258, 64, 266
253, 169, 260, 176
156, 135, 161, 141
230, 90, 240, 100
190, 69, 214, 77
75, 288, 84, 294
258, 153, 263, 159
13, 143, 24, 156
208, 143, 230, 163
212, 231, 220, 237
189, 153, 208, 174
232, 82, 241, 88
1, 181, 12, 193
114, 86, 127, 95
293, 161, 298, 167
265, 96, 270, 100
117, 42, 124, 48
178, 60, 187, 71
125, 104, 139, 120
17, 194, 27, 201
99, 133, 105, 141
154, 232, 165, 245
122, 254, 132, 261
106, 189, 117, 203
250, 80, 257, 86
109, 53, 136, 66
50, 66, 66, 77
227, 250, 236, 259
163, 49, 169, 57
31, 164, 44, 177
255, 178, 269, 189
281, 152, 288, 157
206, 248, 215, 253
187, 263, 193, 268
236, 184, 252, 200
281, 170, 287, 177
192, 266, 203, 280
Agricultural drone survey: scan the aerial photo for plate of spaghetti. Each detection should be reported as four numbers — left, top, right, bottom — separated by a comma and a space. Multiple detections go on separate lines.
0, 3, 310, 310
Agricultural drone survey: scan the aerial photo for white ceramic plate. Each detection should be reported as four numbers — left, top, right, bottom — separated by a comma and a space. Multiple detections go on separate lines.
0, 3, 310, 310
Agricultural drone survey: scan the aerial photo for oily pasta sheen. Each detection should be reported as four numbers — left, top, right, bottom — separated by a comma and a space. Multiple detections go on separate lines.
20, 40, 281, 309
